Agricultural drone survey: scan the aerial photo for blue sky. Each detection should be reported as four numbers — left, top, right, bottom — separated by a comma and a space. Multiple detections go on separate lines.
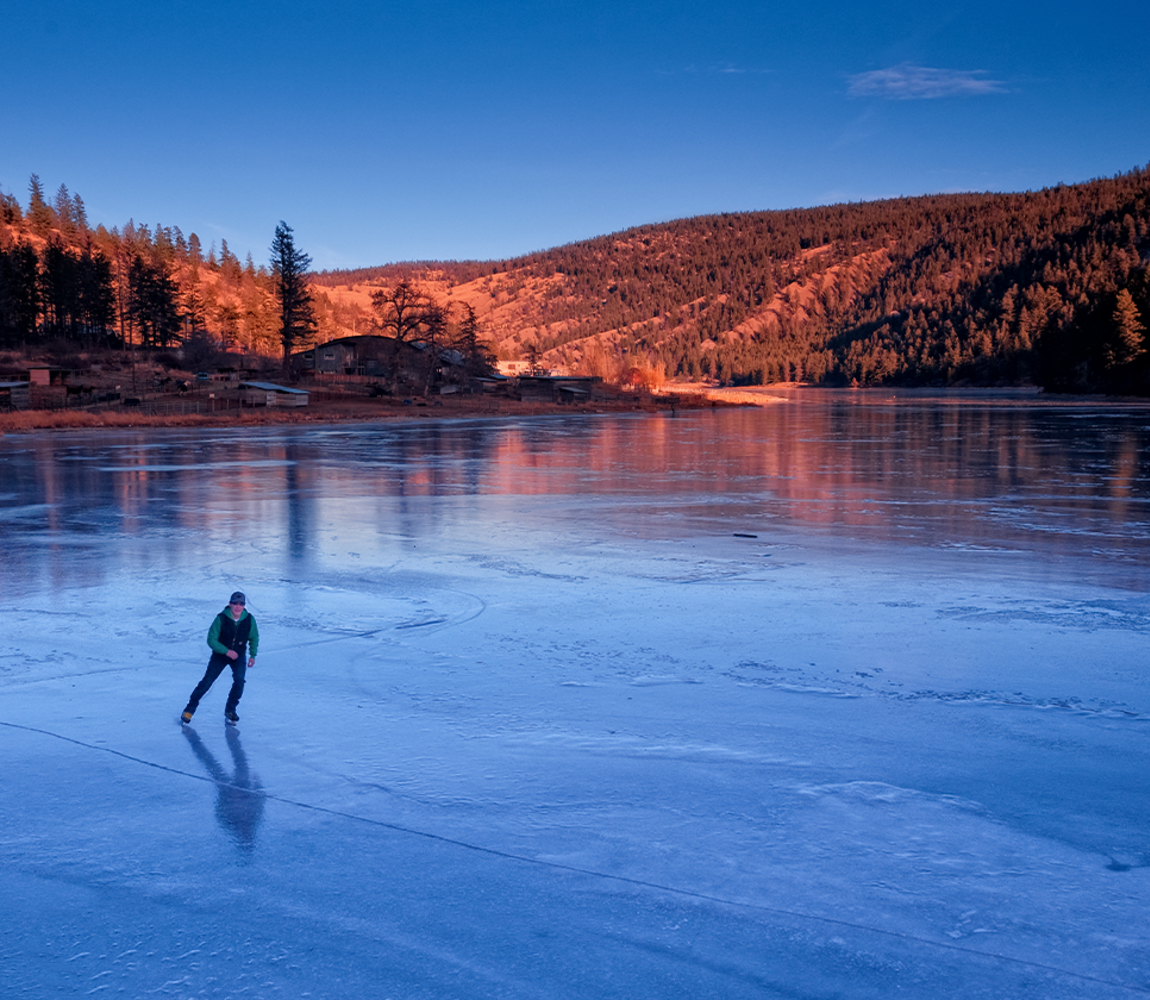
3, 1, 1147, 271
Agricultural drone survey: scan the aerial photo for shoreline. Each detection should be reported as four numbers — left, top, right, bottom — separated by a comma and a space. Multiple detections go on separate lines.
5, 383, 1150, 436
0, 390, 723, 436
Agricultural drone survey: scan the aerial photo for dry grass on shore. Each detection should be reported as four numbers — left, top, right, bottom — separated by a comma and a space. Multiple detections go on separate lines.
0, 390, 723, 436
0, 409, 236, 433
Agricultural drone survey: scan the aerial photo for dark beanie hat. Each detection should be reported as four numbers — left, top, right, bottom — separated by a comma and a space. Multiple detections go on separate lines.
230, 591, 246, 604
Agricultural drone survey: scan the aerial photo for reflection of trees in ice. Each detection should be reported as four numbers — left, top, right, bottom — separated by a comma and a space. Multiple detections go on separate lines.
8, 407, 1150, 598
182, 726, 265, 851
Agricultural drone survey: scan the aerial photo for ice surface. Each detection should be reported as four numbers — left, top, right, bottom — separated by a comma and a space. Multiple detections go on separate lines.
3, 399, 1150, 998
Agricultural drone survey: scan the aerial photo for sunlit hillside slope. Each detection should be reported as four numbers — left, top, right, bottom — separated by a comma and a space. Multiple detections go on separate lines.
314, 167, 1150, 392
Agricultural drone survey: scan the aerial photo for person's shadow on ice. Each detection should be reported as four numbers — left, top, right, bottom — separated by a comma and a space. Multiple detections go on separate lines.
182, 726, 265, 851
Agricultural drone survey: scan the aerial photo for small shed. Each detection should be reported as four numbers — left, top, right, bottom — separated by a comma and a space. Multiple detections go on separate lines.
27, 366, 70, 386
0, 380, 31, 410
239, 381, 310, 407
470, 375, 514, 395
517, 376, 600, 402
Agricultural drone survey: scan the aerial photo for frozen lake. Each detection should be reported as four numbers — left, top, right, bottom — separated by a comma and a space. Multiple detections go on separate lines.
3, 395, 1150, 998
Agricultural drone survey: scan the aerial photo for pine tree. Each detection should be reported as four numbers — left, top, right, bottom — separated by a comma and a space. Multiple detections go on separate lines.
40, 239, 77, 335
0, 242, 39, 344
452, 303, 496, 376
72, 193, 89, 234
75, 246, 114, 343
0, 181, 23, 223
54, 184, 75, 234
183, 279, 208, 338
1107, 288, 1146, 367
27, 174, 53, 234
269, 221, 315, 375
219, 238, 242, 282
128, 255, 181, 348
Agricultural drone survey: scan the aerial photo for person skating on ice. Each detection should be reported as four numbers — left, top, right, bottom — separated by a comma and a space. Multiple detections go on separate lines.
181, 591, 259, 725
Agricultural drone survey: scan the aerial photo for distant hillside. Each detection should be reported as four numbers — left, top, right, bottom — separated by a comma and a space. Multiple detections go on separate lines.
315, 167, 1150, 393
4, 167, 1150, 393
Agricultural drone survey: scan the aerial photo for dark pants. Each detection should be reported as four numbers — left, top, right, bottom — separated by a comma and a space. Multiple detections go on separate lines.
186, 653, 246, 713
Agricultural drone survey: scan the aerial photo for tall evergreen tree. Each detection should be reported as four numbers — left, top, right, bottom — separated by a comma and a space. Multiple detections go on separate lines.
183, 275, 208, 338
27, 174, 53, 234
219, 238, 242, 282
128, 255, 181, 348
0, 182, 23, 223
0, 243, 39, 344
75, 245, 114, 342
1108, 288, 1146, 367
40, 238, 78, 335
54, 184, 75, 235
35, 239, 114, 342
71, 193, 89, 234
269, 221, 315, 375
452, 303, 496, 376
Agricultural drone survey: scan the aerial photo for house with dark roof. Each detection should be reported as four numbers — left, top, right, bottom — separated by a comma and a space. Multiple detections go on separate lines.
293, 335, 405, 377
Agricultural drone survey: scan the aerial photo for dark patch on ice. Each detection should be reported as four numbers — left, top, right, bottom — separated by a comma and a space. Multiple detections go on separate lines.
466, 555, 587, 583
97, 459, 295, 473
719, 666, 1146, 719
733, 659, 789, 673
395, 618, 448, 629
893, 688, 1145, 718
629, 675, 703, 686
722, 670, 860, 698
934, 602, 1150, 631
933, 541, 1024, 553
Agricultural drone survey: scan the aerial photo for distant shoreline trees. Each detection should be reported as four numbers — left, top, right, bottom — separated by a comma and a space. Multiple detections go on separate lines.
3, 167, 1149, 394
1, 176, 288, 358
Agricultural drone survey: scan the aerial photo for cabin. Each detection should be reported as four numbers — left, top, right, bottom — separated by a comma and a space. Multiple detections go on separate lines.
293, 335, 481, 393
294, 335, 400, 377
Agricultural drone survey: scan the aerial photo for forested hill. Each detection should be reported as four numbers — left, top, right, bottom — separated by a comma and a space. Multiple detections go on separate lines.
3, 168, 1149, 393
317, 167, 1150, 392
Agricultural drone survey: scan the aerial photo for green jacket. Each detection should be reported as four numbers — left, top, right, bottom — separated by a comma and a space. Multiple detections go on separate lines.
207, 608, 260, 658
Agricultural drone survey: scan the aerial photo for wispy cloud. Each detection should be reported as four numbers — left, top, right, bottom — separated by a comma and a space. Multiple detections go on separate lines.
847, 64, 1006, 100
656, 64, 772, 77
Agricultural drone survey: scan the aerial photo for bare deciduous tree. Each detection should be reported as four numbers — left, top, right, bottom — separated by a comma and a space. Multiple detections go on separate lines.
370, 279, 435, 393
